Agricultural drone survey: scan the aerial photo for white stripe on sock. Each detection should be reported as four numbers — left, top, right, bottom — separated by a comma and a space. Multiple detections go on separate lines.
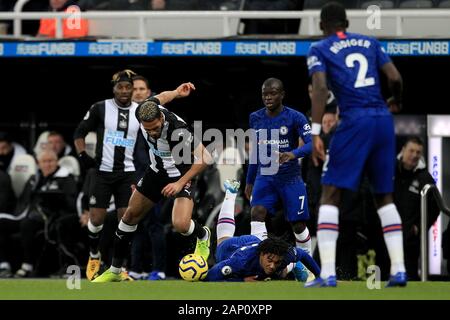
181, 220, 195, 236
118, 220, 137, 233
317, 205, 339, 279
251, 221, 267, 240
88, 220, 103, 233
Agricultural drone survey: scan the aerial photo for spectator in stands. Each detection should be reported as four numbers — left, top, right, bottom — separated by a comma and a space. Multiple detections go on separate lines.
47, 131, 76, 159
0, 170, 16, 213
37, 0, 89, 38
0, 132, 27, 172
393, 136, 439, 280
0, 149, 78, 278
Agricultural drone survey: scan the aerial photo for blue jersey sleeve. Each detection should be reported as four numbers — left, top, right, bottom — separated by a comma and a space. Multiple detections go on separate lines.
307, 44, 327, 77
291, 113, 312, 159
204, 259, 245, 282
295, 248, 321, 278
375, 38, 391, 69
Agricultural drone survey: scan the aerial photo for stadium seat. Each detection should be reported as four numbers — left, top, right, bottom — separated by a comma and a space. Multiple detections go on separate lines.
398, 0, 434, 8
58, 155, 80, 179
8, 154, 37, 198
360, 1, 396, 9
85, 131, 97, 158
33, 131, 50, 156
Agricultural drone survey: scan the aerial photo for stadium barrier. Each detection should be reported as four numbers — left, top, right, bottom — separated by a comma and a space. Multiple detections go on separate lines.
420, 184, 450, 281
1, 9, 450, 39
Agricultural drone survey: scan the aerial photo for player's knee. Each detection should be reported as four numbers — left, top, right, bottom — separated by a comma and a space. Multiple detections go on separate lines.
251, 206, 267, 221
122, 208, 142, 225
88, 213, 105, 226
172, 216, 190, 233
292, 221, 306, 234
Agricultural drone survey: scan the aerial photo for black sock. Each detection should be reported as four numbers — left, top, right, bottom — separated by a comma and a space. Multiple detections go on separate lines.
192, 220, 206, 239
87, 230, 101, 256
111, 227, 135, 268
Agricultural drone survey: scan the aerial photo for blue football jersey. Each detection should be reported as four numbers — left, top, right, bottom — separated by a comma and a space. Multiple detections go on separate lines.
247, 106, 312, 182
307, 32, 391, 116
205, 236, 320, 281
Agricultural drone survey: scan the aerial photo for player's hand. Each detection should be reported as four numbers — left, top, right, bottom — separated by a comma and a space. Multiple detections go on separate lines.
244, 275, 259, 282
387, 97, 402, 113
176, 82, 196, 98
278, 151, 296, 164
312, 135, 325, 167
244, 184, 253, 201
161, 181, 184, 197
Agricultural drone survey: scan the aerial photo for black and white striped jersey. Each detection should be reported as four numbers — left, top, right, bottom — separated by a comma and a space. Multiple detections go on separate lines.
140, 106, 197, 178
74, 98, 141, 173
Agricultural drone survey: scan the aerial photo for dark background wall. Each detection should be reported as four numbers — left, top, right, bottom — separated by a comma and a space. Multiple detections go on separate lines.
0, 55, 447, 150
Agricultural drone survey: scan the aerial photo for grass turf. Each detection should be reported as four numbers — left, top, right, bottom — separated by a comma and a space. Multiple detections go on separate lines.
0, 280, 449, 300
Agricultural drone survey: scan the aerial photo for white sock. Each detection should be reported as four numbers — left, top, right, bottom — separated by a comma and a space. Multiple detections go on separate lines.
118, 220, 137, 233
251, 221, 268, 240
87, 220, 103, 233
294, 227, 312, 256
181, 220, 195, 236
217, 191, 237, 240
317, 205, 339, 279
377, 203, 406, 275
109, 266, 122, 274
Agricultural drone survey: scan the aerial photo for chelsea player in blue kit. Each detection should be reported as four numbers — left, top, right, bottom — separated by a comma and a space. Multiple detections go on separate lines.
205, 180, 320, 282
244, 78, 313, 256
307, 2, 406, 287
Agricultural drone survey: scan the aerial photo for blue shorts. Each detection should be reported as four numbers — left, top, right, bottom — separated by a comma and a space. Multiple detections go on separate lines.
322, 114, 395, 193
250, 176, 310, 222
215, 235, 260, 262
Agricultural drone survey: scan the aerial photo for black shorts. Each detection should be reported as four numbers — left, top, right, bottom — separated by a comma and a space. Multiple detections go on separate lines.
89, 171, 136, 209
136, 168, 195, 203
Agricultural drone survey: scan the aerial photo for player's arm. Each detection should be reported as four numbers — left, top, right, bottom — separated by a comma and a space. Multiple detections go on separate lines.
204, 260, 246, 282
161, 141, 212, 197
295, 248, 321, 278
381, 62, 403, 112
310, 71, 329, 166
279, 114, 312, 164
153, 82, 196, 106
74, 104, 99, 169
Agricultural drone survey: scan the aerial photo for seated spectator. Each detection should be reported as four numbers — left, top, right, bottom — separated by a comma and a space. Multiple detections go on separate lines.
0, 170, 16, 213
0, 132, 27, 173
47, 131, 76, 159
0, 149, 78, 278
37, 0, 89, 38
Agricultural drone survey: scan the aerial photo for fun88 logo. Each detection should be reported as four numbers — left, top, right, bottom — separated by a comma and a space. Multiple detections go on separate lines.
104, 130, 135, 148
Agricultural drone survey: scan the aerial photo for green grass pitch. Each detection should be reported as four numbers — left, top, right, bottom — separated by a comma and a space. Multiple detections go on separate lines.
1, 280, 449, 300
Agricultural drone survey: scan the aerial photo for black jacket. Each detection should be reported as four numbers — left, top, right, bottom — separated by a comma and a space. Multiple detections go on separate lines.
15, 166, 78, 220
394, 157, 439, 241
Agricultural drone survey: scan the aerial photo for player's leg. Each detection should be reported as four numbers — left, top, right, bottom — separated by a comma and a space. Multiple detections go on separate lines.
368, 115, 406, 287
92, 189, 155, 282
279, 178, 312, 256
86, 172, 113, 280
217, 179, 241, 246
250, 177, 277, 240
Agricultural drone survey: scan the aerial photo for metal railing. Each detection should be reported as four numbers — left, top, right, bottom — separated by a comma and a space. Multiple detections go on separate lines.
1, 9, 450, 39
420, 184, 450, 282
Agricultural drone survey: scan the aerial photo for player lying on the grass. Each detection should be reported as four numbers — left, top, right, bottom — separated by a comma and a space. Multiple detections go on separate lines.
204, 180, 320, 282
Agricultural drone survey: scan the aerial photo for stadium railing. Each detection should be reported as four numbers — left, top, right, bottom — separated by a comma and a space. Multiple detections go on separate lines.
1, 9, 450, 39
420, 184, 450, 281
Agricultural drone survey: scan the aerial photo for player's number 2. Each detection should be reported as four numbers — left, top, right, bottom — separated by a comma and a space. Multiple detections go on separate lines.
345, 53, 375, 88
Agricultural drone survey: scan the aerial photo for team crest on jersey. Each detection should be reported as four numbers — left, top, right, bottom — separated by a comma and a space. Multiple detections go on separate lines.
280, 126, 288, 135
119, 120, 128, 129
221, 266, 232, 276
89, 196, 96, 205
